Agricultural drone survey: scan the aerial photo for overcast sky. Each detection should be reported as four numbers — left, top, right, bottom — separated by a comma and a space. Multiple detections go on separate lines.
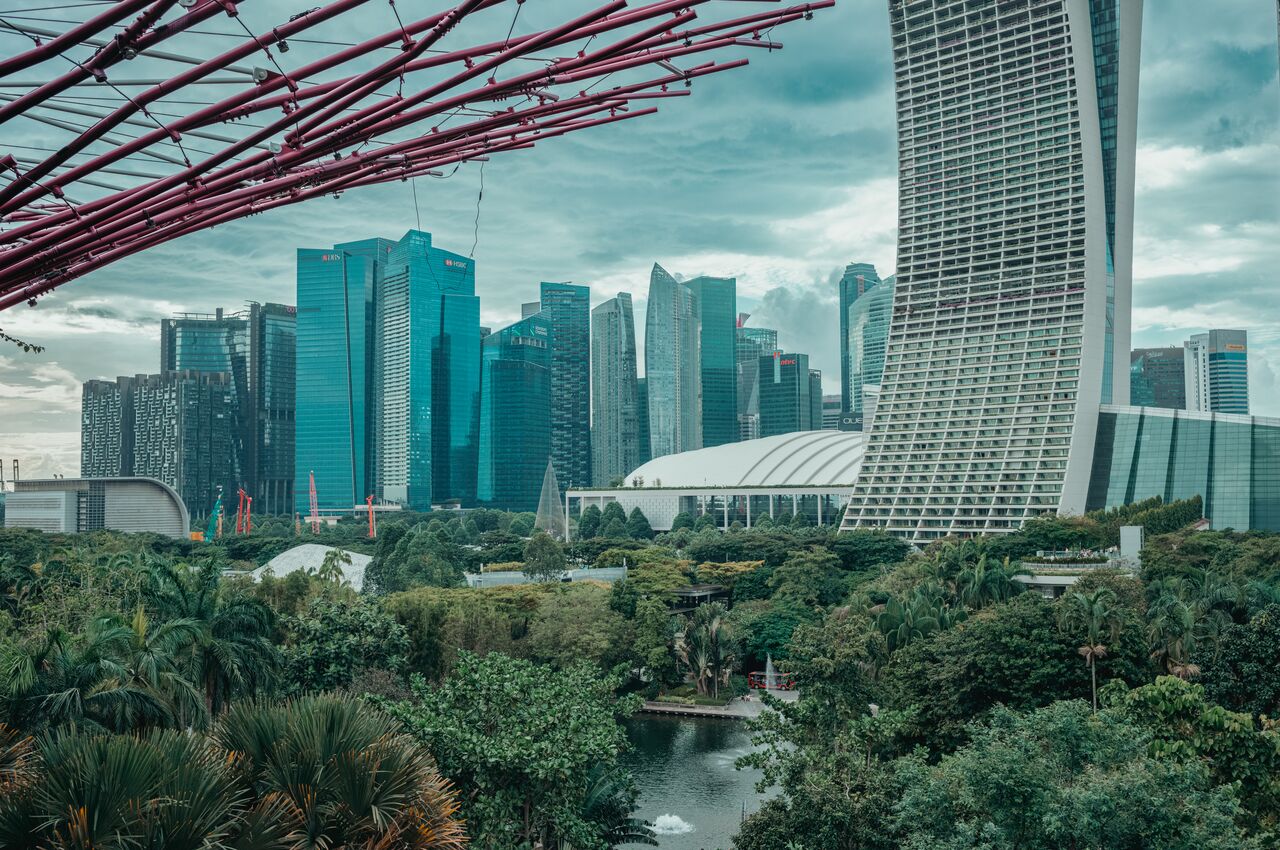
2, 0, 1278, 478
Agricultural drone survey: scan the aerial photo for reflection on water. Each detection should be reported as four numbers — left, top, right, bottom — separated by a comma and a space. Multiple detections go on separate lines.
620, 715, 770, 850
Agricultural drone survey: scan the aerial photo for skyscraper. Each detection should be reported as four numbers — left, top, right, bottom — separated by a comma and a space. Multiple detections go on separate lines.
375, 231, 480, 509
838, 262, 882, 413
759, 352, 815, 437
1184, 330, 1249, 415
477, 315, 552, 512
1129, 347, 1186, 409
845, 0, 1143, 539
845, 275, 895, 425
539, 282, 592, 490
735, 322, 778, 441
809, 370, 824, 432
645, 264, 701, 459
295, 238, 389, 513
591, 293, 640, 486
162, 302, 296, 514
684, 276, 738, 448
636, 377, 651, 467
81, 378, 130, 478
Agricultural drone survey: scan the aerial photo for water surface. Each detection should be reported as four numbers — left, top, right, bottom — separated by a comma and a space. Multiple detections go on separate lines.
621, 714, 770, 850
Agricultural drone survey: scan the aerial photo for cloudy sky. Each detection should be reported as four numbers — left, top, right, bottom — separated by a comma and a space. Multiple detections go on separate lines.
2, 0, 1278, 478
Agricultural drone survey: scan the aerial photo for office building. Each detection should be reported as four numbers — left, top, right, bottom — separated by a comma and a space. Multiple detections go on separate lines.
845, 0, 1143, 539
735, 322, 778, 441
1184, 330, 1249, 415
809, 371, 824, 433
685, 276, 738, 448
845, 275, 895, 425
162, 302, 296, 515
375, 231, 480, 509
636, 377, 652, 467
1129, 347, 1185, 409
822, 394, 842, 430
539, 282, 592, 489
591, 293, 640, 486
838, 262, 883, 413
4, 477, 189, 538
759, 352, 815, 437
645, 264, 701, 459
477, 315, 552, 512
295, 238, 389, 514
81, 378, 130, 477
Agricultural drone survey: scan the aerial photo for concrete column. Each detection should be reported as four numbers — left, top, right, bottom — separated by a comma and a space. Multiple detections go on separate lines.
817, 495, 823, 526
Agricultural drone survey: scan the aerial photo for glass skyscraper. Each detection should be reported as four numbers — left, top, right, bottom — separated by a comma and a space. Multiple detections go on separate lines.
636, 377, 651, 467
845, 0, 1143, 539
1184, 330, 1249, 415
295, 238, 388, 514
376, 231, 480, 509
591, 293, 640, 486
645, 264, 701, 459
1129, 347, 1186, 409
845, 274, 895, 426
477, 315, 552, 512
162, 303, 296, 515
539, 282, 592, 490
735, 323, 778, 441
685, 276, 738, 448
759, 352, 815, 437
838, 262, 882, 413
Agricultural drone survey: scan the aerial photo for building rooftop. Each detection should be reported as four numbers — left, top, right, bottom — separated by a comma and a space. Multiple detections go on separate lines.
251, 544, 371, 591
620, 430, 867, 489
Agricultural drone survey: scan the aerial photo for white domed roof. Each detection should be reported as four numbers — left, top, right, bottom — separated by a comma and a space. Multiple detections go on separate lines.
624, 430, 866, 488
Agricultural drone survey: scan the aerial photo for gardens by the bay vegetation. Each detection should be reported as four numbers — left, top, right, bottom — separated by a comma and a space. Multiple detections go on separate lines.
3, 493, 1280, 848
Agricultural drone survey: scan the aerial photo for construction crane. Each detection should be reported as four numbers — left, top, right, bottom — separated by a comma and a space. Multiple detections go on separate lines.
308, 471, 320, 534
245, 495, 253, 536
205, 489, 223, 541
366, 494, 377, 539
234, 488, 247, 535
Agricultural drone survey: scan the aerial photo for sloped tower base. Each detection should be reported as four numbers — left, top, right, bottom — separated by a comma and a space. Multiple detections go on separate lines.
534, 459, 567, 541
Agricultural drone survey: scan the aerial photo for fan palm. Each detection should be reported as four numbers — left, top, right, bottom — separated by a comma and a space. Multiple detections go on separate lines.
675, 603, 737, 698
578, 764, 657, 848
1059, 587, 1124, 711
957, 556, 1028, 609
214, 694, 468, 849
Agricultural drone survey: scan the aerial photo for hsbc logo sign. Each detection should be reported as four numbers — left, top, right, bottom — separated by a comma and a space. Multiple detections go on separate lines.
444, 258, 468, 270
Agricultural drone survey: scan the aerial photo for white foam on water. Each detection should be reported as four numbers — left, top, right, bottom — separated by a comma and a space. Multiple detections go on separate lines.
652, 814, 695, 835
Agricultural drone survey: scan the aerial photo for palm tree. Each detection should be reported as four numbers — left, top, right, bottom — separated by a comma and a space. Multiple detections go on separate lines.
1146, 590, 1202, 678
577, 764, 657, 848
957, 556, 1028, 609
874, 582, 965, 653
675, 602, 737, 698
317, 547, 353, 588
215, 694, 468, 849
1059, 587, 1124, 711
146, 559, 279, 719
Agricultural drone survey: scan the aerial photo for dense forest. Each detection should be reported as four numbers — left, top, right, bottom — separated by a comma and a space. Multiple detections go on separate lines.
3, 493, 1280, 848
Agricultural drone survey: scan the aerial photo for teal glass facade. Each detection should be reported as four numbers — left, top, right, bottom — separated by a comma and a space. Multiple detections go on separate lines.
591, 293, 640, 486
736, 324, 778, 441
645, 264, 700, 458
295, 239, 388, 513
376, 231, 479, 509
539, 282, 592, 489
477, 315, 552, 511
838, 262, 881, 413
1129, 347, 1185, 409
685, 276, 738, 448
1087, 405, 1280, 532
759, 352, 814, 437
845, 275, 894, 424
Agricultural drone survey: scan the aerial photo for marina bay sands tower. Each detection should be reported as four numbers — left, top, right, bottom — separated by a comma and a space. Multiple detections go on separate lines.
844, 0, 1143, 539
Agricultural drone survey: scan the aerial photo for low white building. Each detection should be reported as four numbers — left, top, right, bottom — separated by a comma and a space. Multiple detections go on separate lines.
567, 430, 867, 532
4, 477, 190, 538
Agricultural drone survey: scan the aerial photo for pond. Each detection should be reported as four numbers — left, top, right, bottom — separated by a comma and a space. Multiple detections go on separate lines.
620, 714, 771, 850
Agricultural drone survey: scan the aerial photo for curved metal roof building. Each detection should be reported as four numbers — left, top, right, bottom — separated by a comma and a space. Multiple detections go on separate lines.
623, 430, 867, 489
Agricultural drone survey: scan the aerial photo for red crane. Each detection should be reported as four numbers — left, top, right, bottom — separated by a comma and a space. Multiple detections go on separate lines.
245, 496, 253, 536
234, 488, 247, 534
308, 471, 321, 535
366, 494, 376, 539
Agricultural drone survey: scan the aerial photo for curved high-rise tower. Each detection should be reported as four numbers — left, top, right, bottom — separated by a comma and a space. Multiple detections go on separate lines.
844, 0, 1143, 540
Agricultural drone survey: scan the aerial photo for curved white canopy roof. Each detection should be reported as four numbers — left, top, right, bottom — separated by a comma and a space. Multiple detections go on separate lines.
624, 430, 866, 488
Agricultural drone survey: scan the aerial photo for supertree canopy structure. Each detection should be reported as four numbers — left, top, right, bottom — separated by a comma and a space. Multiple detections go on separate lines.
0, 0, 830, 311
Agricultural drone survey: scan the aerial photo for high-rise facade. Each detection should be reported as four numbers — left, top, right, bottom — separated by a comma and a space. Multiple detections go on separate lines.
645, 264, 701, 459
636, 377, 652, 467
539, 282, 592, 489
759, 352, 815, 437
845, 275, 895, 424
845, 0, 1143, 539
295, 238, 388, 513
735, 323, 778, 441
1129, 346, 1185, 409
591, 293, 640, 486
80, 371, 236, 518
685, 276, 738, 448
822, 394, 842, 429
838, 262, 883, 413
162, 303, 296, 515
1184, 330, 1249, 415
477, 315, 552, 512
809, 370, 824, 432
375, 231, 480, 509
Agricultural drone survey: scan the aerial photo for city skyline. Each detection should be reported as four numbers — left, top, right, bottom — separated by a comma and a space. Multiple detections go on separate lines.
2, 0, 1278, 478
